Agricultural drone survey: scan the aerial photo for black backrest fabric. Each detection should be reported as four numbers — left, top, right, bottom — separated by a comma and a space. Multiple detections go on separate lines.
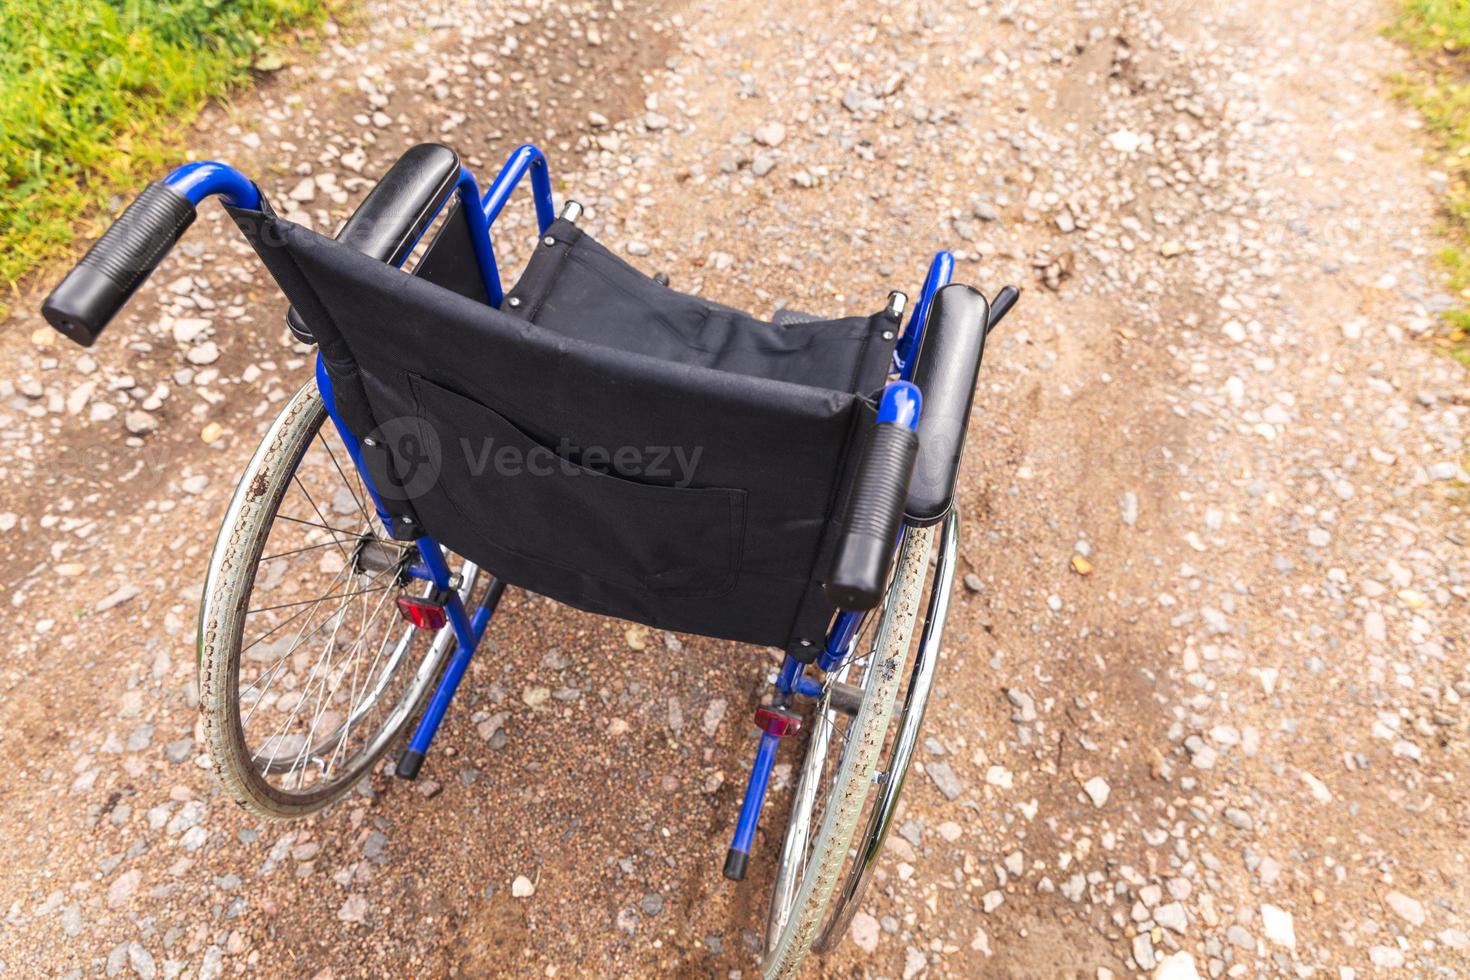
228, 207, 869, 651
506, 218, 898, 394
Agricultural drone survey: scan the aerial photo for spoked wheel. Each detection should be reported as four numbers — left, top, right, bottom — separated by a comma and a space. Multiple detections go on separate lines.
198, 380, 478, 819
763, 511, 958, 978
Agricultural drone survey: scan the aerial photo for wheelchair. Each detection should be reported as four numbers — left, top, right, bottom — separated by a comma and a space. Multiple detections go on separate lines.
42, 142, 1016, 976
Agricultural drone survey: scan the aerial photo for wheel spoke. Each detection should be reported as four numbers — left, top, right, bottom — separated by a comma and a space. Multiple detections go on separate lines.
317, 430, 377, 533
246, 583, 392, 617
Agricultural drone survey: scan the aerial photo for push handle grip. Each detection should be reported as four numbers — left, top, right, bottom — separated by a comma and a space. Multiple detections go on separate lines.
41, 181, 197, 347
825, 385, 922, 610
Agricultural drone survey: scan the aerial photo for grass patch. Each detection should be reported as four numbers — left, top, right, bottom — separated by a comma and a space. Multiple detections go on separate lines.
1391, 0, 1470, 363
0, 0, 335, 305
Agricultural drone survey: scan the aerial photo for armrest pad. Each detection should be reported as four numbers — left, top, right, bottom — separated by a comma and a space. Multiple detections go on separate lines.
335, 143, 461, 264
905, 284, 990, 525
287, 143, 461, 340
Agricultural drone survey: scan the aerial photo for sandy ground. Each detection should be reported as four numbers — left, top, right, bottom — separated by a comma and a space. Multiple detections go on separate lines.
1, 0, 1468, 977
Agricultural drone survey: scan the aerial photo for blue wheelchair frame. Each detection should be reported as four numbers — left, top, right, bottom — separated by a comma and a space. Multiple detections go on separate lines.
163, 145, 954, 871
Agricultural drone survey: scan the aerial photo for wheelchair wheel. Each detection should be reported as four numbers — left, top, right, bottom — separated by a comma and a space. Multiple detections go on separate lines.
763, 519, 942, 978
198, 381, 479, 819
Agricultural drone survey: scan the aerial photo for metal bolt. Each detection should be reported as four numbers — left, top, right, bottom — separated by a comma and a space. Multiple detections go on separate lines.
507, 296, 522, 308
362, 438, 377, 447
881, 330, 895, 341
543, 235, 555, 247
799, 639, 812, 647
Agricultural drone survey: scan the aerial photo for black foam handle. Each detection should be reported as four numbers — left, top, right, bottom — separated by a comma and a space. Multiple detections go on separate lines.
825, 422, 920, 610
41, 181, 197, 347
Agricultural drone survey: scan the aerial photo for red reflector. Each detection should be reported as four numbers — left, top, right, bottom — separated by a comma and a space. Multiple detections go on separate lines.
396, 595, 448, 630
754, 706, 803, 738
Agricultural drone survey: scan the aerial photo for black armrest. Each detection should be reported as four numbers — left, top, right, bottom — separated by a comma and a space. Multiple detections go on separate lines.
905, 284, 990, 525
287, 143, 461, 340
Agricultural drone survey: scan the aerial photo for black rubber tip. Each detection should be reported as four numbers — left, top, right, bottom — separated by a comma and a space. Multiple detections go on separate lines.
395, 748, 425, 780
723, 847, 749, 882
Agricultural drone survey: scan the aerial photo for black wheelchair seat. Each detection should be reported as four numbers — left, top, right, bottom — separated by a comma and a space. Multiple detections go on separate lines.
504, 218, 895, 395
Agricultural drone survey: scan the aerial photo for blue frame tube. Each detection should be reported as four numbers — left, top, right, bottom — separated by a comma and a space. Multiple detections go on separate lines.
728, 731, 781, 864
894, 250, 954, 378
481, 144, 556, 230
163, 161, 260, 209
452, 167, 508, 307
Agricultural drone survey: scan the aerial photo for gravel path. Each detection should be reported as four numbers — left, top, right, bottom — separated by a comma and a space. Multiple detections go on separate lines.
1, 0, 1467, 977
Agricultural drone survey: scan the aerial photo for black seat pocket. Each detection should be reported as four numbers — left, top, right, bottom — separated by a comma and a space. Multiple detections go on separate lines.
408, 374, 746, 598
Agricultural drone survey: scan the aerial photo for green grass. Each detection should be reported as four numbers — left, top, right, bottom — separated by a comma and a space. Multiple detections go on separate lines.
0, 0, 334, 303
1391, 0, 1470, 363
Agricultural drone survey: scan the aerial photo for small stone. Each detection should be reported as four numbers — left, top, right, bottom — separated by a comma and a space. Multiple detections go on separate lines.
1160, 240, 1184, 258
200, 422, 225, 444
171, 318, 211, 344
1260, 903, 1295, 949
1120, 491, 1139, 526
963, 573, 982, 592
1006, 688, 1037, 722
1082, 776, 1110, 808
1300, 770, 1332, 803
925, 761, 963, 800
337, 894, 368, 923
96, 584, 141, 612
751, 152, 777, 177
640, 892, 663, 916
522, 686, 550, 707
1108, 130, 1143, 153
125, 411, 158, 436
1368, 946, 1406, 968
1222, 807, 1253, 831
1154, 901, 1187, 932
511, 875, 535, 898
1384, 890, 1426, 927
753, 121, 786, 147
1132, 931, 1157, 970
850, 910, 880, 953
108, 869, 141, 907
288, 177, 316, 202
1152, 951, 1202, 980
186, 342, 220, 366
702, 699, 727, 736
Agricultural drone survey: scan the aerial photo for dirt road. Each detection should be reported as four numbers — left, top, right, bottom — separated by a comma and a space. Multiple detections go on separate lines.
1, 0, 1467, 976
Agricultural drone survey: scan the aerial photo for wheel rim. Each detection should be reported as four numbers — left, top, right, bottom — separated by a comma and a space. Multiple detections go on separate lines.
203, 383, 476, 805
760, 523, 936, 976
764, 626, 871, 950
